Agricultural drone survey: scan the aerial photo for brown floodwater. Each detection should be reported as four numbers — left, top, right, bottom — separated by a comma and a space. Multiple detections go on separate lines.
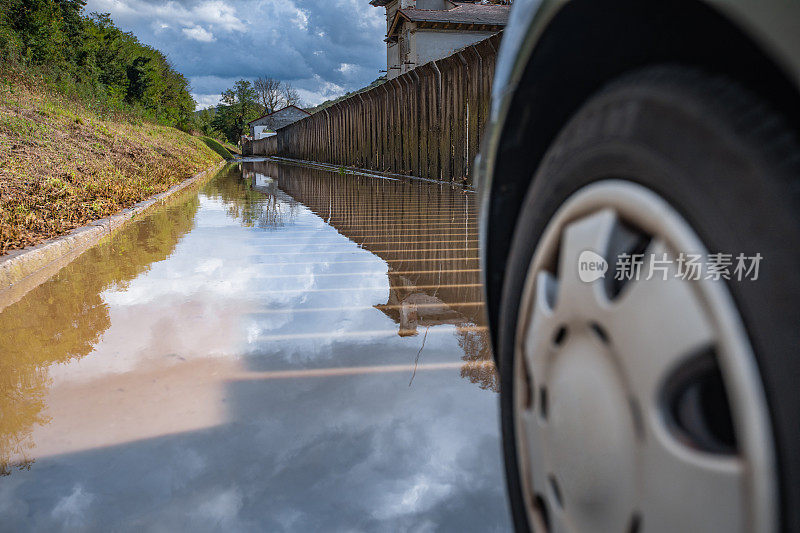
0, 160, 510, 531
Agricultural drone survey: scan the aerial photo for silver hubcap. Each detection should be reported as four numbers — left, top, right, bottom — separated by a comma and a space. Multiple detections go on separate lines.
513, 181, 775, 532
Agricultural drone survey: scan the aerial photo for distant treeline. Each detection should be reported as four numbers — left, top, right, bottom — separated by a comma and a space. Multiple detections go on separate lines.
0, 0, 195, 129
195, 77, 303, 144
197, 76, 388, 144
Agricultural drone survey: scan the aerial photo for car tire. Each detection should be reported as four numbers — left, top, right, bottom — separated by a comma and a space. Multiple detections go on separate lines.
497, 65, 800, 532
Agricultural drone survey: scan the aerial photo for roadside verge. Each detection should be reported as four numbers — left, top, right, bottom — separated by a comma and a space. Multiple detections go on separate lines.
0, 160, 228, 312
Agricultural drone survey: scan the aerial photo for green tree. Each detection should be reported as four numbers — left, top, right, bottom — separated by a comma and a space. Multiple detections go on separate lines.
0, 2, 199, 129
220, 79, 260, 141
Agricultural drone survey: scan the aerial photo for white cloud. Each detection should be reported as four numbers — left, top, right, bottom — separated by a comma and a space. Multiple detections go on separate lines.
194, 1, 246, 32
51, 485, 94, 528
183, 25, 216, 43
295, 75, 346, 107
192, 93, 221, 109
198, 487, 244, 523
151, 20, 170, 33
88, 0, 245, 33
292, 8, 309, 31
84, 0, 386, 110
338, 63, 355, 75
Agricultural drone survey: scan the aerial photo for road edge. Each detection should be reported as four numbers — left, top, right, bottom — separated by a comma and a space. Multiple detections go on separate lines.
0, 159, 228, 312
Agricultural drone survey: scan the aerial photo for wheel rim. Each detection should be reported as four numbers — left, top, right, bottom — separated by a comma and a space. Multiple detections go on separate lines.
513, 180, 776, 532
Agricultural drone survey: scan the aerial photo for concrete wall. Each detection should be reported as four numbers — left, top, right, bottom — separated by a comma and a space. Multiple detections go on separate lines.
249, 107, 309, 137
417, 0, 451, 9
387, 41, 400, 79
414, 29, 497, 66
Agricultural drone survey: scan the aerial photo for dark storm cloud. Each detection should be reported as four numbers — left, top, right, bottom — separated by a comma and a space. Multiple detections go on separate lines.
84, 0, 386, 107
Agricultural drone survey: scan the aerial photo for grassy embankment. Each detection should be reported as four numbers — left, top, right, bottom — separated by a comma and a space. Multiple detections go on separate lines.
0, 75, 224, 255
199, 136, 237, 160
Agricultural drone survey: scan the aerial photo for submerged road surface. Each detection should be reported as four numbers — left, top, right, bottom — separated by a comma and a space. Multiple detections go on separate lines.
0, 160, 510, 531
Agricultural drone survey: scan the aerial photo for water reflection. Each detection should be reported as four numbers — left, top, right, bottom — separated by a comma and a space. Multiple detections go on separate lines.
0, 161, 508, 530
211, 165, 300, 229
0, 195, 200, 475
242, 160, 494, 390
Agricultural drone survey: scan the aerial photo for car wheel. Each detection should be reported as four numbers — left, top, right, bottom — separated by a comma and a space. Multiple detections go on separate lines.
497, 66, 800, 532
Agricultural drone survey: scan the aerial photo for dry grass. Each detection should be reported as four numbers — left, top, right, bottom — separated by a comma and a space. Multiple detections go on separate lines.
0, 76, 223, 255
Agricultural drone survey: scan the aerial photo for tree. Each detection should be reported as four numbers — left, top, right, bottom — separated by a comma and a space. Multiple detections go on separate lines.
220, 79, 259, 141
282, 83, 301, 108
254, 75, 303, 114
0, 3, 199, 128
254, 76, 281, 114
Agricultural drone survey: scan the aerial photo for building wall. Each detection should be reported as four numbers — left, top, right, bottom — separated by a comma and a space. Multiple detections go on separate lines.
416, 0, 451, 9
387, 41, 400, 79
414, 29, 497, 66
253, 126, 277, 140
249, 107, 309, 136
380, 0, 501, 79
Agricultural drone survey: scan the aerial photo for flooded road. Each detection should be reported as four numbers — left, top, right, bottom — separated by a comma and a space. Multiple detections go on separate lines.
0, 160, 510, 531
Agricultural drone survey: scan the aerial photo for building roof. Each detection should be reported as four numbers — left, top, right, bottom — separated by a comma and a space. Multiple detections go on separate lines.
402, 4, 510, 25
387, 3, 509, 39
247, 105, 310, 125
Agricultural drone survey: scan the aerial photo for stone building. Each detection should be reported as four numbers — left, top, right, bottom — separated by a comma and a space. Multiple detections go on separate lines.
248, 105, 311, 138
370, 0, 510, 79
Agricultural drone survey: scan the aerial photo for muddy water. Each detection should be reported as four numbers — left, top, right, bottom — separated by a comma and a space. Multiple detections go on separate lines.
0, 160, 509, 531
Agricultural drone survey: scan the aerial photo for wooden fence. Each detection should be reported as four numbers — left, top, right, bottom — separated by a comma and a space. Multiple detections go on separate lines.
250, 33, 501, 184
243, 135, 277, 156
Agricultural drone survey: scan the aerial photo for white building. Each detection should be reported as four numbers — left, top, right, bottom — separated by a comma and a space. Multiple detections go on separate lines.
248, 105, 311, 139
370, 0, 510, 79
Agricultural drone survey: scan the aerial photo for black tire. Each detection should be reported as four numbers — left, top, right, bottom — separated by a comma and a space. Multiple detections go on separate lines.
497, 65, 800, 531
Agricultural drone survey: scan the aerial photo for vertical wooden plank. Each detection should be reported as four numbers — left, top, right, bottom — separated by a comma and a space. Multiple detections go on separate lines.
397, 77, 406, 174
361, 95, 367, 168
356, 94, 366, 168
416, 70, 427, 179
344, 101, 350, 166
439, 58, 451, 182
400, 77, 407, 173
363, 93, 371, 169
368, 92, 375, 169
406, 75, 414, 175
351, 99, 357, 167
327, 107, 332, 163
397, 78, 404, 173
428, 63, 439, 181
466, 46, 479, 183
388, 81, 396, 173
338, 102, 344, 165
452, 53, 465, 181
333, 103, 339, 165
404, 74, 412, 175
389, 79, 397, 173
381, 85, 388, 172
409, 71, 419, 177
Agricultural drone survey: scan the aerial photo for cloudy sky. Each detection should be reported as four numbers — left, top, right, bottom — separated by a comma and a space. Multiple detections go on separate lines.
84, 0, 387, 108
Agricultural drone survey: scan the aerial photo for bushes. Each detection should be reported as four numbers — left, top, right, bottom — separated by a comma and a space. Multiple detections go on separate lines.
0, 0, 196, 129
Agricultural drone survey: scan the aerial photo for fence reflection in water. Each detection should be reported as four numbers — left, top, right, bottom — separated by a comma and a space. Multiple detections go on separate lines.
242, 159, 496, 391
